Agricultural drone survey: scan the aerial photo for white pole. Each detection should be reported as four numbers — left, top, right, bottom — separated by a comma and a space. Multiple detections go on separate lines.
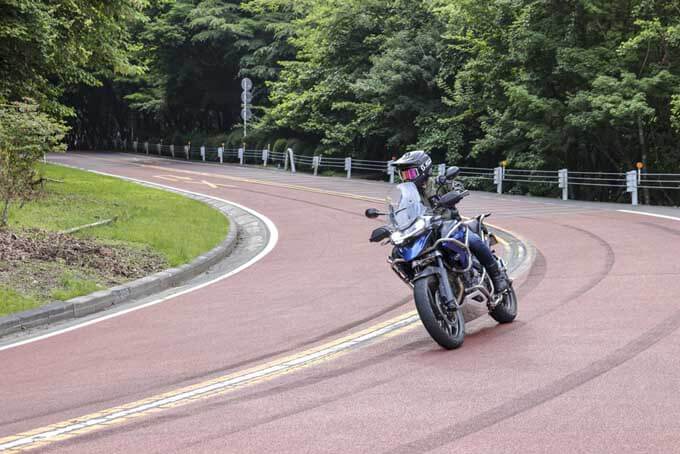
494, 167, 503, 194
288, 148, 296, 173
558, 169, 569, 201
243, 95, 248, 138
627, 170, 639, 206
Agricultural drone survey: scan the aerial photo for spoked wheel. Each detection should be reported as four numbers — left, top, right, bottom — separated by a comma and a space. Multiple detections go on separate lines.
414, 276, 465, 349
489, 284, 517, 324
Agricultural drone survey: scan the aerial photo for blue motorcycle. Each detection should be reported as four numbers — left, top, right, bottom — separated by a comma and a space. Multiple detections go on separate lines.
366, 167, 517, 349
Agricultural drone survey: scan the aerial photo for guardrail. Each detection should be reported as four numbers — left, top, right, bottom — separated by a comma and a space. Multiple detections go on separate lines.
119, 139, 679, 206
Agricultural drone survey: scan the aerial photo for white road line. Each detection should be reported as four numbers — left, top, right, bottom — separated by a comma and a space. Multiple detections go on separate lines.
0, 173, 279, 353
618, 209, 680, 222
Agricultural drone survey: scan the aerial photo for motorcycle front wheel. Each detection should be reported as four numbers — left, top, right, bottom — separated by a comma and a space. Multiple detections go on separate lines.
414, 276, 465, 349
489, 284, 517, 324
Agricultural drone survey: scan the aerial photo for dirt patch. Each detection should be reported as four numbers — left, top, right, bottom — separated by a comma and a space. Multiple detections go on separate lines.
0, 229, 168, 304
0, 229, 165, 277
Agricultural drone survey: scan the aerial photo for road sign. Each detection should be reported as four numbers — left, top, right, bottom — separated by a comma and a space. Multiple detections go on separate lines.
241, 78, 254, 137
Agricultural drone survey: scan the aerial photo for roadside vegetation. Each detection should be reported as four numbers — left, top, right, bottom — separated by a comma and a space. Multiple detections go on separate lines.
0, 164, 229, 316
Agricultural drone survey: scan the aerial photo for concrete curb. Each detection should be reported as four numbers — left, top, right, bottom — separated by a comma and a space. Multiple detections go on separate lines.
0, 181, 239, 338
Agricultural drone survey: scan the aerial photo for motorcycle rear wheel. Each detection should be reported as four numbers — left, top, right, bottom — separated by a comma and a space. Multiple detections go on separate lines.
414, 276, 465, 349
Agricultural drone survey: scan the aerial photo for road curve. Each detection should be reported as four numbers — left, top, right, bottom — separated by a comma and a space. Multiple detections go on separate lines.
2, 152, 680, 453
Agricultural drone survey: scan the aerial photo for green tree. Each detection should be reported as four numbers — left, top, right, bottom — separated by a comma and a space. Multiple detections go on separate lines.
0, 0, 145, 118
0, 100, 67, 226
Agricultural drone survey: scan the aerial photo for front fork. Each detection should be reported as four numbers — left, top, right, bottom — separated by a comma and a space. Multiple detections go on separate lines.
436, 255, 457, 310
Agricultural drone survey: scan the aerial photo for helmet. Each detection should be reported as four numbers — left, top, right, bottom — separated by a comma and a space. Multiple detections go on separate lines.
393, 150, 432, 186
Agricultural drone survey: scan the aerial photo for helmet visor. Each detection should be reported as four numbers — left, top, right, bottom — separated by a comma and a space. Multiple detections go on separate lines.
400, 167, 420, 181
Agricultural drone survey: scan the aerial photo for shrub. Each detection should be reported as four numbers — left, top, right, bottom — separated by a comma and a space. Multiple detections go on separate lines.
272, 138, 288, 154
0, 100, 67, 226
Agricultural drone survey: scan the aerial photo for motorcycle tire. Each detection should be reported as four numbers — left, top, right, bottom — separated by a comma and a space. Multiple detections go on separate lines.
414, 276, 465, 350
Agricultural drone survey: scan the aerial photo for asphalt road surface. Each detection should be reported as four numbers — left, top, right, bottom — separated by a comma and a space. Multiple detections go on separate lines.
2, 151, 680, 453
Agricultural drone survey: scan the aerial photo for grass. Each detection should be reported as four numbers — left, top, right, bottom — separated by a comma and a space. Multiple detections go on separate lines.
9, 164, 229, 266
0, 287, 42, 317
1, 163, 230, 316
50, 272, 103, 301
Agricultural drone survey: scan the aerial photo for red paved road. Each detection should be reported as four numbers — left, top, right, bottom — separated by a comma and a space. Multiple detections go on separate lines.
3, 152, 680, 453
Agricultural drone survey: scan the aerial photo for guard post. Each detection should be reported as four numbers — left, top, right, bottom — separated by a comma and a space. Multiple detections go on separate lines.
558, 169, 568, 201
288, 148, 296, 173
493, 167, 504, 194
626, 170, 639, 206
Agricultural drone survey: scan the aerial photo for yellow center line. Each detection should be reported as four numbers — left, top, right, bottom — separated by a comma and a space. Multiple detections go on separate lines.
139, 164, 385, 203
5, 155, 530, 452
0, 311, 420, 452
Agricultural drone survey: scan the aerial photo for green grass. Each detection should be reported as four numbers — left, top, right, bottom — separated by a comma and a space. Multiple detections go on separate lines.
0, 287, 42, 316
9, 164, 229, 266
1, 163, 230, 317
50, 272, 103, 301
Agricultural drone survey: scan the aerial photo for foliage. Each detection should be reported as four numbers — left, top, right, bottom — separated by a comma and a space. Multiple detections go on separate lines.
5, 0, 680, 203
0, 100, 67, 226
0, 0, 146, 118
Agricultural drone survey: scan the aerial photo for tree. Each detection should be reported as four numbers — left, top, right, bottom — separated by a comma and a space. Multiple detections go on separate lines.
0, 100, 67, 226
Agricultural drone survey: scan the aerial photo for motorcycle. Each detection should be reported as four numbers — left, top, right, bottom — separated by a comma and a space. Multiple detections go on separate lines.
365, 166, 517, 349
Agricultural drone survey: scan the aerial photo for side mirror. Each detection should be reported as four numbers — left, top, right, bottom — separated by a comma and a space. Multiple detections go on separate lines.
446, 166, 461, 179
370, 226, 391, 243
365, 208, 381, 219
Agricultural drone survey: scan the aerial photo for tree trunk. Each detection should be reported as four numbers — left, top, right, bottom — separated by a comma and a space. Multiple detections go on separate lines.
637, 115, 651, 205
1, 199, 10, 227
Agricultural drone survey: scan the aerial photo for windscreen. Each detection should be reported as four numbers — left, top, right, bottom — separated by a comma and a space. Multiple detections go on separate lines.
386, 182, 426, 231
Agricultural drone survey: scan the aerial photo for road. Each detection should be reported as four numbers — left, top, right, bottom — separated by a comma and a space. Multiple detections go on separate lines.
2, 151, 680, 453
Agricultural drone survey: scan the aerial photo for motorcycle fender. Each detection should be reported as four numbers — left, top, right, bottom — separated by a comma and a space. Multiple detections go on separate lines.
412, 266, 440, 283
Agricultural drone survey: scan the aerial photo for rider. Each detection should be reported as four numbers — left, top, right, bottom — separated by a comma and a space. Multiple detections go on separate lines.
392, 150, 509, 293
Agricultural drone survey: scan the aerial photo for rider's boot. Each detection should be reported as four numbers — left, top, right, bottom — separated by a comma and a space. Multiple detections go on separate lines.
486, 260, 509, 294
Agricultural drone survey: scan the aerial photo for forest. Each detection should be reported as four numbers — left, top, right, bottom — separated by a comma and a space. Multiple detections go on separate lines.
2, 0, 680, 175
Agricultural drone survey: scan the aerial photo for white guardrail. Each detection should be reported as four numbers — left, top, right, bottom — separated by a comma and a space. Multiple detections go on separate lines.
119, 139, 680, 206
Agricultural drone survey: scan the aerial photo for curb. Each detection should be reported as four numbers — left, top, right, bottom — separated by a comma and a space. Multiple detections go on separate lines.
0, 181, 239, 338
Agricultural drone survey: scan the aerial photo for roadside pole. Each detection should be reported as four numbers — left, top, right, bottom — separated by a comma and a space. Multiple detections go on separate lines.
558, 169, 568, 201
288, 148, 296, 173
494, 167, 503, 194
626, 170, 639, 206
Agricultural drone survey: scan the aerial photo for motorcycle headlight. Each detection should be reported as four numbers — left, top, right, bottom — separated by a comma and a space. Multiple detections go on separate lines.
391, 218, 427, 245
